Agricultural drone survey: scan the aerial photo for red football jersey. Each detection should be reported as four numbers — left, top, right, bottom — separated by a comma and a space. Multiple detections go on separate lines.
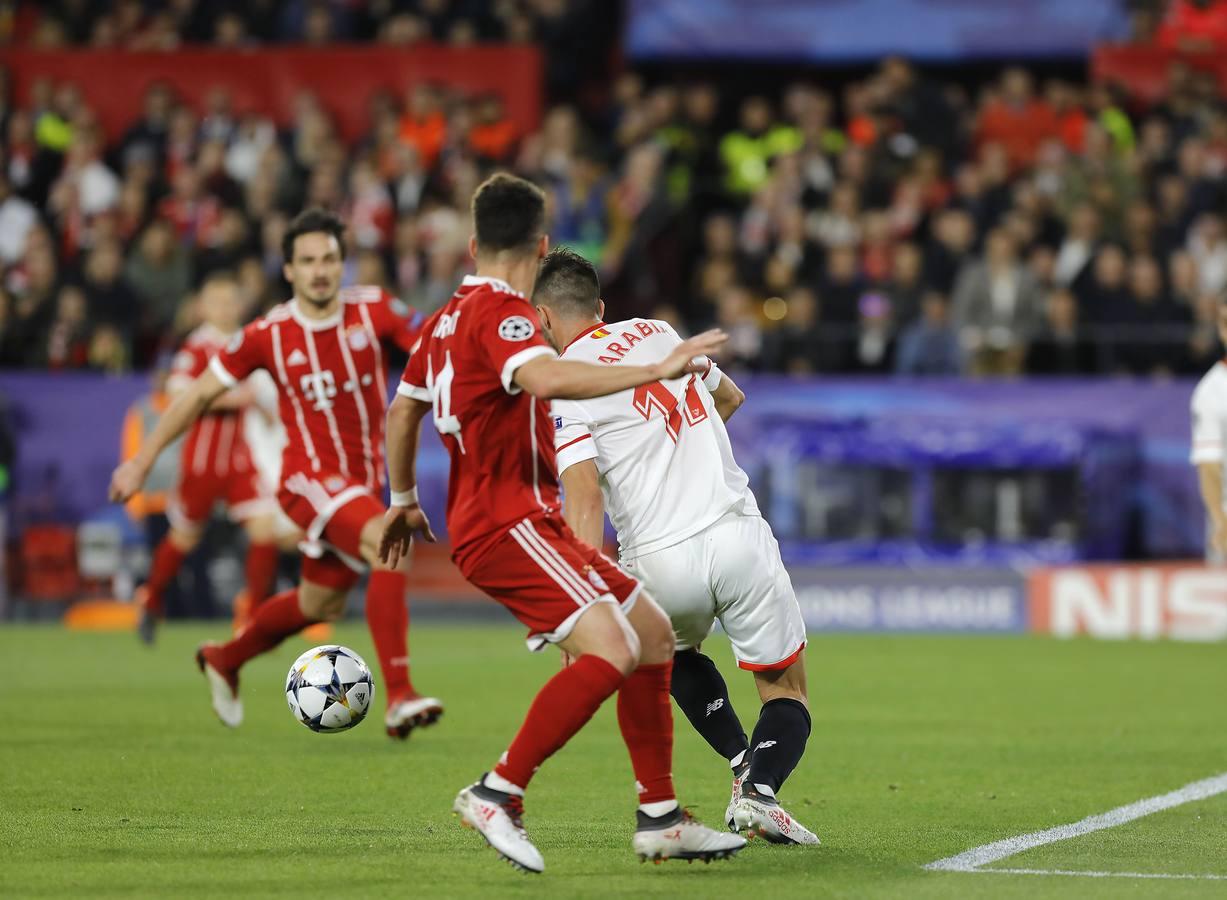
169, 324, 254, 480
212, 286, 423, 491
398, 275, 558, 566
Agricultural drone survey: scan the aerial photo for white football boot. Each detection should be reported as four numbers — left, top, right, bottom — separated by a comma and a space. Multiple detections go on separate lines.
453, 778, 544, 874
384, 695, 444, 739
633, 807, 747, 863
195, 644, 243, 728
731, 785, 821, 845
725, 758, 750, 831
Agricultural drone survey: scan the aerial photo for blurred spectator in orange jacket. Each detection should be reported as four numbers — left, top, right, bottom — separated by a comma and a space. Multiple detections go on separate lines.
976, 68, 1060, 171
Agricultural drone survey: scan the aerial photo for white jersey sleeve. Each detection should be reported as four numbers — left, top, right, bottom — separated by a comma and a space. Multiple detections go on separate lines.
1191, 363, 1227, 465
554, 399, 598, 474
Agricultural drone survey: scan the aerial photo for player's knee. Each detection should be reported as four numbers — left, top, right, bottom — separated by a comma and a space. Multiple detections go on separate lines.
601, 636, 640, 676
631, 594, 675, 665
168, 528, 201, 552
244, 515, 277, 544
300, 588, 346, 622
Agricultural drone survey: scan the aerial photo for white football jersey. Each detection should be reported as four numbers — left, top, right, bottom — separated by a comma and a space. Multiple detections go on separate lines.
1191, 361, 1227, 512
553, 318, 760, 559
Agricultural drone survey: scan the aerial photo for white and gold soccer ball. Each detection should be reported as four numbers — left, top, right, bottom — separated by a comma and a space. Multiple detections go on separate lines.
285, 645, 374, 733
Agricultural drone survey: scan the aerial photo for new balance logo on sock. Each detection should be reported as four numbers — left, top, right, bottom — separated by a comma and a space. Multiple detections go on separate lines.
705, 698, 725, 717
635, 780, 646, 795
755, 740, 777, 750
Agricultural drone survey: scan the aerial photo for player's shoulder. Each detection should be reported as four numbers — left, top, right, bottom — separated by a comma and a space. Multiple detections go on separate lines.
250, 302, 295, 331
1193, 362, 1227, 406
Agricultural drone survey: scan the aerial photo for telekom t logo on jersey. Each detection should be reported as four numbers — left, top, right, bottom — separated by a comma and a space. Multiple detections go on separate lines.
300, 371, 337, 411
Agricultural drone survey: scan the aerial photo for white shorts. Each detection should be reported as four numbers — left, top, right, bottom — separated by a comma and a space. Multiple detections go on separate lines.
621, 511, 807, 671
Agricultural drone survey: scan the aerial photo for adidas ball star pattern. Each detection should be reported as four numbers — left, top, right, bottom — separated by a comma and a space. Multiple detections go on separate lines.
285, 645, 374, 733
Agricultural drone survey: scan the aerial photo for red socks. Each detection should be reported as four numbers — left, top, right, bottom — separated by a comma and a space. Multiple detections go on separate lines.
365, 570, 413, 699
494, 654, 625, 790
617, 662, 677, 804
145, 539, 187, 615
210, 589, 314, 673
244, 542, 280, 607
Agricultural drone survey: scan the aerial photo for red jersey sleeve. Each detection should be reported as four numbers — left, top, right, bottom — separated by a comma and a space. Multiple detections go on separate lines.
371, 289, 426, 354
397, 307, 443, 404
477, 297, 557, 394
210, 321, 268, 387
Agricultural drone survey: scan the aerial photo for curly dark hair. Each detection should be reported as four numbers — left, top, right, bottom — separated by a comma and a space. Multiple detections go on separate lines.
282, 208, 347, 263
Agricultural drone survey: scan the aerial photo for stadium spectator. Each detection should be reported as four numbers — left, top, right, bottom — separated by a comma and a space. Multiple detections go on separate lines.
719, 96, 801, 197
976, 68, 1059, 171
761, 285, 824, 374
0, 171, 37, 266
1156, 0, 1227, 50
895, 291, 963, 376
2, 5, 1226, 379
951, 228, 1043, 375
1025, 289, 1098, 375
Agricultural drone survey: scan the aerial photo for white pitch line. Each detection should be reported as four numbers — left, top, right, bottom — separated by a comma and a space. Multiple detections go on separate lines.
925, 771, 1227, 875
988, 868, 1227, 881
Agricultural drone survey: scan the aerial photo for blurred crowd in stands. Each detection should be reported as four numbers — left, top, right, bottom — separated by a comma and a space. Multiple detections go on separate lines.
1, 0, 1227, 378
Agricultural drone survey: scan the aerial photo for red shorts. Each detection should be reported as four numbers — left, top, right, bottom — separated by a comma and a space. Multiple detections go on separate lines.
169, 468, 276, 531
279, 471, 383, 591
462, 515, 642, 651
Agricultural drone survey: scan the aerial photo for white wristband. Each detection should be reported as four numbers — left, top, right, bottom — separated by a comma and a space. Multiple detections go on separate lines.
390, 487, 419, 507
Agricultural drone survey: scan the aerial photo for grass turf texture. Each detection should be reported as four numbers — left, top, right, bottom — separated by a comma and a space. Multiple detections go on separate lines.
3, 624, 1225, 898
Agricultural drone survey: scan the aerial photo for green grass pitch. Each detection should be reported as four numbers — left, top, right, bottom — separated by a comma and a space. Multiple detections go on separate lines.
4, 623, 1226, 898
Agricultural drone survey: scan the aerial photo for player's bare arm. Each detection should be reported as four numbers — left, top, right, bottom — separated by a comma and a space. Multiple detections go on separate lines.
710, 371, 746, 423
561, 460, 605, 548
380, 393, 437, 568
108, 368, 229, 503
514, 329, 729, 400
1197, 462, 1227, 558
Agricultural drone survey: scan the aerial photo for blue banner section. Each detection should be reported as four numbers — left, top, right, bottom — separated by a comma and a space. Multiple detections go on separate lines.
625, 0, 1126, 62
789, 566, 1027, 633
0, 374, 1202, 561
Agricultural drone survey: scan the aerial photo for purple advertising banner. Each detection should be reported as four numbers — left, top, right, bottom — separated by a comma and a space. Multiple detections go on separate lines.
0, 374, 1202, 560
625, 0, 1127, 62
789, 566, 1027, 633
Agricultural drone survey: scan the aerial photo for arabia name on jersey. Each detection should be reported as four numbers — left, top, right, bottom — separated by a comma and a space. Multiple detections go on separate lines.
399, 275, 558, 566
169, 323, 254, 479
553, 318, 759, 560
211, 286, 422, 491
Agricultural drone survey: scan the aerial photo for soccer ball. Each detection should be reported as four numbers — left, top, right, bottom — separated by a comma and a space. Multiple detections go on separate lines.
285, 645, 375, 733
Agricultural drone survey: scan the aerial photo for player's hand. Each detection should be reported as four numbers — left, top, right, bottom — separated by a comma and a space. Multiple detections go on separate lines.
379, 504, 436, 568
655, 329, 728, 381
108, 458, 149, 504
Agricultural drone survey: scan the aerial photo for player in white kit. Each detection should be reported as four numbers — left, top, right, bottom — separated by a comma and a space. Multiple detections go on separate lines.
1190, 302, 1227, 561
534, 248, 818, 845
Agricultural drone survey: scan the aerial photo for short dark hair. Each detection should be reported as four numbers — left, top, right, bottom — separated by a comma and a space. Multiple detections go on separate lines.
534, 246, 601, 318
283, 208, 347, 263
200, 269, 239, 291
472, 172, 545, 256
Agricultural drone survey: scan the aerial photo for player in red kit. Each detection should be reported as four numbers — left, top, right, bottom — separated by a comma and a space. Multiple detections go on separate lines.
136, 272, 281, 645
380, 174, 745, 872
110, 209, 443, 739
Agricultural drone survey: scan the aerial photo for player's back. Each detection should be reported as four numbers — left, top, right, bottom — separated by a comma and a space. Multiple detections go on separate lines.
399, 276, 559, 568
554, 318, 758, 560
